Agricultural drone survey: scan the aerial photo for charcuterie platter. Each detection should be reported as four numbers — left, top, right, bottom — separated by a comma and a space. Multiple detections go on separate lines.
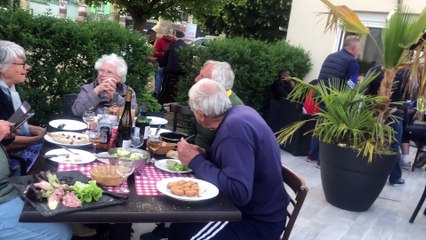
11, 171, 124, 217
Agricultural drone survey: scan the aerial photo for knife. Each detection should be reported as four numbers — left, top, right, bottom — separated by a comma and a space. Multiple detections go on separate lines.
61, 146, 80, 155
44, 153, 69, 158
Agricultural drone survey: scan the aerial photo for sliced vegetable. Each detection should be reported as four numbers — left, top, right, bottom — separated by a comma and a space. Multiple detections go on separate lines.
166, 161, 189, 171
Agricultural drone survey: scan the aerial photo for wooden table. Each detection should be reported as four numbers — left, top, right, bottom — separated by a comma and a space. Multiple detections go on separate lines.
19, 141, 241, 223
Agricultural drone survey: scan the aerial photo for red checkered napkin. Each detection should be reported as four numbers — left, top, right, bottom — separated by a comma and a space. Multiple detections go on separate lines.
134, 165, 194, 196
57, 162, 130, 194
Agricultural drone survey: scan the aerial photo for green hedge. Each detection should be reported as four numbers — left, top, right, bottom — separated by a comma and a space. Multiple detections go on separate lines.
177, 38, 312, 117
0, 8, 154, 125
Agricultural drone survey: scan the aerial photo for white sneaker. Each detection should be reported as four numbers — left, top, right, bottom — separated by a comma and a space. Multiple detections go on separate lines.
401, 161, 412, 170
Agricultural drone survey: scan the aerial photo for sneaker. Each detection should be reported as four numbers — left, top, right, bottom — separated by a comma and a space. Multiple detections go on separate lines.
306, 156, 316, 163
389, 178, 405, 186
140, 223, 168, 240
315, 162, 320, 169
401, 161, 412, 170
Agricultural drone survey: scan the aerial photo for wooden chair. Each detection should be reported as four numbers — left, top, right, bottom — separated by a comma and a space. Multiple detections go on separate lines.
409, 184, 426, 223
280, 165, 309, 240
168, 102, 194, 132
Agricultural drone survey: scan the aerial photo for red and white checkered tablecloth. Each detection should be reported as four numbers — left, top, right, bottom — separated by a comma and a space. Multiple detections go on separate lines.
57, 162, 131, 194
135, 165, 194, 196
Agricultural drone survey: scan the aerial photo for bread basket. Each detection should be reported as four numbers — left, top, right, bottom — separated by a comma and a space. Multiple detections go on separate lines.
148, 140, 177, 155
90, 165, 123, 186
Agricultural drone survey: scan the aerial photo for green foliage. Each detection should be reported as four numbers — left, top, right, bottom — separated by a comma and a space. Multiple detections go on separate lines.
176, 38, 311, 117
84, 0, 237, 31
193, 0, 292, 42
276, 75, 396, 162
0, 8, 154, 125
138, 92, 162, 113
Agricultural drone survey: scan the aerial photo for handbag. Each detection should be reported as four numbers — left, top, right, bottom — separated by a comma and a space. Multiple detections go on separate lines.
405, 121, 426, 142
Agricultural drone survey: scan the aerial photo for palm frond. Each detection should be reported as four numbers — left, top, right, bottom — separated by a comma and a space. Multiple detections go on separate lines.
320, 0, 369, 35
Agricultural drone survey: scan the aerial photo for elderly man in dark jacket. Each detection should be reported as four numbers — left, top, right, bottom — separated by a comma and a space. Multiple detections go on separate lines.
318, 35, 361, 88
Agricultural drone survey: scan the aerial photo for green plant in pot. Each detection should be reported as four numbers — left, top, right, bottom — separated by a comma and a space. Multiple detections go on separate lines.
277, 0, 426, 212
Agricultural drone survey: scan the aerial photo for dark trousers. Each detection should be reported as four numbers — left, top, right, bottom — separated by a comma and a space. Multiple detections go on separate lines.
169, 217, 285, 240
157, 73, 180, 104
389, 120, 403, 183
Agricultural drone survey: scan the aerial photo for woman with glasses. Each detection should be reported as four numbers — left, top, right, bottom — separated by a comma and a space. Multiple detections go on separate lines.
0, 40, 45, 174
71, 53, 137, 116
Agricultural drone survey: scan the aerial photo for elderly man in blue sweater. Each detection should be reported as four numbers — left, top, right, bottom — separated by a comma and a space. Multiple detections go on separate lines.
170, 78, 290, 240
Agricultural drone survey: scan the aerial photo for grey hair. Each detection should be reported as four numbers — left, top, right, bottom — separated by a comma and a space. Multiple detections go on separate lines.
205, 60, 235, 90
94, 53, 128, 83
0, 40, 26, 73
343, 35, 360, 48
188, 78, 232, 118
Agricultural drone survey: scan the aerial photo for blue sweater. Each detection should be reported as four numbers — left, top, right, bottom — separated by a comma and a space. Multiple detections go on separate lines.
189, 105, 290, 222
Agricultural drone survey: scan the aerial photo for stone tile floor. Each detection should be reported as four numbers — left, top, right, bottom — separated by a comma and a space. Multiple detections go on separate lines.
132, 146, 426, 240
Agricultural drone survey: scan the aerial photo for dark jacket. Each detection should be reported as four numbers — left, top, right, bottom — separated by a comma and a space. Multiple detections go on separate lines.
270, 79, 293, 100
0, 91, 17, 146
318, 49, 359, 87
163, 39, 188, 75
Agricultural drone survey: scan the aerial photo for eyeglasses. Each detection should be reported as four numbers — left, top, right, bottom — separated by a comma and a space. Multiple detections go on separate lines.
11, 60, 29, 69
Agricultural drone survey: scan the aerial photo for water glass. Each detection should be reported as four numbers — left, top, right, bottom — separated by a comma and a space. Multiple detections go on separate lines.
116, 159, 135, 191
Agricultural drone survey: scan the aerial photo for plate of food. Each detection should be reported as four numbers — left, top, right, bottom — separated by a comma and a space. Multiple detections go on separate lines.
147, 116, 168, 126
44, 132, 90, 147
49, 119, 87, 131
156, 177, 218, 201
45, 149, 96, 164
154, 159, 192, 174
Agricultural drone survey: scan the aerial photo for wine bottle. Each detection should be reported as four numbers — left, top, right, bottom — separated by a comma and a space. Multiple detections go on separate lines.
116, 90, 133, 147
135, 103, 152, 149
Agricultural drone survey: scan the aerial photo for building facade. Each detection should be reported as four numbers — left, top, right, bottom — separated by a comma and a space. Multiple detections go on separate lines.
286, 0, 424, 81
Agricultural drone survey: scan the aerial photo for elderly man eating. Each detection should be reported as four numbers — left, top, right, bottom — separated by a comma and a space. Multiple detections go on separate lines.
170, 78, 290, 240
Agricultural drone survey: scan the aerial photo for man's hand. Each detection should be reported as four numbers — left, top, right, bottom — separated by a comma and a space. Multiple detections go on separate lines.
177, 138, 205, 166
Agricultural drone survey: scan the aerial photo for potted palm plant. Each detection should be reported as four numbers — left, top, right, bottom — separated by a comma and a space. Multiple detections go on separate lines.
277, 0, 426, 211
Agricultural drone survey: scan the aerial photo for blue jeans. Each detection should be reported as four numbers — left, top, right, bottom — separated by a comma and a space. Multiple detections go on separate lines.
0, 197, 72, 240
154, 67, 164, 94
389, 120, 403, 183
308, 136, 320, 163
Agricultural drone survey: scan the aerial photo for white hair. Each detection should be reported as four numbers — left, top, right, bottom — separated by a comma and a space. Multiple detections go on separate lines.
0, 40, 26, 73
94, 53, 128, 83
188, 78, 232, 117
205, 60, 235, 90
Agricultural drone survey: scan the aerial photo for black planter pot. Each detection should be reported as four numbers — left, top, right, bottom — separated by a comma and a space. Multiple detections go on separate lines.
319, 142, 398, 212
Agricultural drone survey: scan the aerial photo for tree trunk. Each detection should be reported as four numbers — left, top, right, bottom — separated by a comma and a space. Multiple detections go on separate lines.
130, 13, 147, 32
377, 68, 397, 124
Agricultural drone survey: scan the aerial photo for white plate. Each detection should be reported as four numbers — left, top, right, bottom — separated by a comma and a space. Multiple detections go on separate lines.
147, 116, 168, 125
44, 131, 91, 147
49, 119, 87, 131
155, 159, 192, 174
148, 128, 170, 135
156, 177, 219, 201
45, 149, 96, 164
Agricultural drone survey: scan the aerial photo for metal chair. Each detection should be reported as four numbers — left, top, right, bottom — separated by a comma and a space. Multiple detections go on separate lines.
280, 165, 309, 240
168, 102, 194, 132
409, 184, 426, 223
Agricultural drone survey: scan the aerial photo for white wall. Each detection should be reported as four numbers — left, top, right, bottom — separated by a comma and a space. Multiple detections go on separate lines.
286, 0, 424, 81
30, 2, 60, 18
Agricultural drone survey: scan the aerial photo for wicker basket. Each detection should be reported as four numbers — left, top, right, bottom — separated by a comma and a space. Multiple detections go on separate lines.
90, 165, 124, 186
148, 141, 177, 155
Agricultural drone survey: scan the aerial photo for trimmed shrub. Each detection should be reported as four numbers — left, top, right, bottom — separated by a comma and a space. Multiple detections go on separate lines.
177, 38, 312, 117
0, 8, 154, 125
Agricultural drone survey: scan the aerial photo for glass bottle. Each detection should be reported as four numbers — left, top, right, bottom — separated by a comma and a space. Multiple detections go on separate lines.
97, 107, 112, 150
116, 90, 133, 147
135, 103, 152, 149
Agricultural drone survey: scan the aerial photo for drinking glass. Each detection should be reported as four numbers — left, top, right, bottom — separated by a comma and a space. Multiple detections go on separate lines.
83, 110, 96, 130
88, 129, 101, 153
115, 159, 135, 191
147, 135, 162, 164
131, 134, 143, 148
